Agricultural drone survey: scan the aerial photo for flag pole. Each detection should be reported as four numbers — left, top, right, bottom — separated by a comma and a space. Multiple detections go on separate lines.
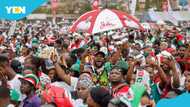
52, 11, 56, 25
51, 0, 58, 25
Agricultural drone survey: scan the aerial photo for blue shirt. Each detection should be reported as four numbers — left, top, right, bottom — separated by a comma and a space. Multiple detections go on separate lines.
23, 95, 41, 107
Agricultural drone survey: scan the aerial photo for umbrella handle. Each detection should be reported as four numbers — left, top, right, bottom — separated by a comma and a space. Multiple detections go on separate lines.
106, 31, 110, 56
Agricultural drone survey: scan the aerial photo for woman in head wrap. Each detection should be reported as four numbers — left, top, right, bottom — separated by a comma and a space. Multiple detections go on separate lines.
75, 77, 94, 100
71, 75, 94, 106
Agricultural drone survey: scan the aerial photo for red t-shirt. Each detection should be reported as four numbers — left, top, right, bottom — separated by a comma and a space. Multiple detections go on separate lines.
176, 57, 190, 71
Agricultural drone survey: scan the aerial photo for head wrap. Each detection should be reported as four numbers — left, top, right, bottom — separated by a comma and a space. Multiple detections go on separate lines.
77, 76, 94, 89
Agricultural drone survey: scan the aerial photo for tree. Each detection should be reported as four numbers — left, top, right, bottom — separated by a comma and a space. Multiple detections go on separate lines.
155, 0, 164, 11
58, 0, 91, 14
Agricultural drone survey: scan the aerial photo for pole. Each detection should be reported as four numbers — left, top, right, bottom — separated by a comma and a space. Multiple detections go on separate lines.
52, 12, 56, 25
51, 0, 58, 25
105, 0, 108, 8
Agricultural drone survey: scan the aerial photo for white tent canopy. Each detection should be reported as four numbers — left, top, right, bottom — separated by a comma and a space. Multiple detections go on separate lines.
27, 14, 47, 20
148, 11, 190, 25
172, 11, 190, 21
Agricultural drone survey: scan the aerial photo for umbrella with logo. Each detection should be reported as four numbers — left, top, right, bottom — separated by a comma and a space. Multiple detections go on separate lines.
70, 9, 144, 34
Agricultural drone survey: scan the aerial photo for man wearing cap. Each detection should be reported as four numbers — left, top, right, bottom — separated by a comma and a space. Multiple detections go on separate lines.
19, 74, 41, 107
93, 51, 110, 87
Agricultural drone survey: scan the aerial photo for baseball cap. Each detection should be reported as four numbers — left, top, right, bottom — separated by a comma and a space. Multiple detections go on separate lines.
19, 74, 39, 88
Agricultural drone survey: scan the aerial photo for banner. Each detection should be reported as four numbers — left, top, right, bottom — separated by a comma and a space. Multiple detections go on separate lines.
51, 0, 58, 25
162, 0, 172, 11
0, 0, 48, 20
8, 21, 17, 37
51, 0, 58, 10
129, 0, 137, 15
166, 11, 178, 26
92, 0, 99, 10
51, 0, 58, 16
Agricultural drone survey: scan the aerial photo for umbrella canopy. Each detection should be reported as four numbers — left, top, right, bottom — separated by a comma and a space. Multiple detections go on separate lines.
70, 9, 143, 34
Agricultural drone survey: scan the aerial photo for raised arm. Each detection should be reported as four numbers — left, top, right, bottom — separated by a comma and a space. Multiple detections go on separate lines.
126, 60, 136, 84
169, 59, 180, 88
154, 64, 168, 89
51, 53, 71, 85
148, 58, 167, 89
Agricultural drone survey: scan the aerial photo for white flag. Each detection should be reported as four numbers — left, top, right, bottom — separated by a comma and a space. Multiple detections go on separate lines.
166, 11, 178, 26
129, 0, 137, 15
8, 21, 17, 37
167, 0, 172, 11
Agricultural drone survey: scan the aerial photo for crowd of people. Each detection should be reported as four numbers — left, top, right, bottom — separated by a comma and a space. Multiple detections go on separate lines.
0, 20, 190, 107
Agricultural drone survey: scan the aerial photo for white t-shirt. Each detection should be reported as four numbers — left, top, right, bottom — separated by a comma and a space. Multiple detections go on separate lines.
51, 81, 74, 92
51, 76, 79, 92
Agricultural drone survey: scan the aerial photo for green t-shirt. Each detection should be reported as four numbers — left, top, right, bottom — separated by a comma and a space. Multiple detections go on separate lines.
10, 89, 20, 102
97, 69, 109, 87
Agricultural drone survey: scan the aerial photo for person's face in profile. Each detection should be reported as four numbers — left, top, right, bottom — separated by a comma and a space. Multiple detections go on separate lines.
20, 79, 33, 95
76, 83, 90, 100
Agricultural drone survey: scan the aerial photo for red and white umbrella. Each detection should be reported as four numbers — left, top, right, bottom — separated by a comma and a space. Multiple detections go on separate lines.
70, 9, 144, 34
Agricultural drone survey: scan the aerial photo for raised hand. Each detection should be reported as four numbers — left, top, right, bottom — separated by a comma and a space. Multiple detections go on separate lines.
59, 54, 68, 68
167, 57, 176, 69
50, 49, 58, 64
148, 58, 159, 68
